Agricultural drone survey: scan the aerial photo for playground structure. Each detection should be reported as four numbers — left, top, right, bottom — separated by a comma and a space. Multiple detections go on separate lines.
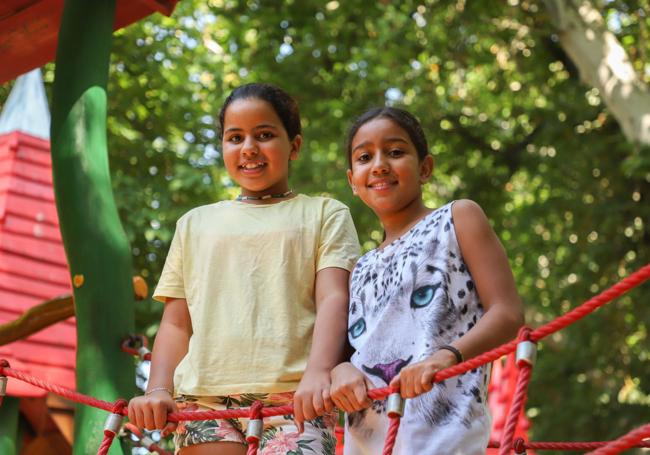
1, 263, 649, 454
0, 0, 649, 453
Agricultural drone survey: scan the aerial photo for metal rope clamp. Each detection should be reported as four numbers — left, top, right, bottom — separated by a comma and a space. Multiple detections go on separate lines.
386, 392, 405, 417
140, 435, 155, 449
516, 340, 537, 367
246, 419, 263, 442
104, 412, 124, 436
0, 376, 7, 397
138, 346, 151, 361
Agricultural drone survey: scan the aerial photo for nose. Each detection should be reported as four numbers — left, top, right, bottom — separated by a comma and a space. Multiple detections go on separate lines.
241, 137, 259, 158
370, 153, 390, 176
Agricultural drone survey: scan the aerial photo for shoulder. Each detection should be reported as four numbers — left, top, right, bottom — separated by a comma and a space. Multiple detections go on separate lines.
299, 194, 353, 216
450, 199, 493, 241
176, 201, 229, 227
451, 199, 488, 223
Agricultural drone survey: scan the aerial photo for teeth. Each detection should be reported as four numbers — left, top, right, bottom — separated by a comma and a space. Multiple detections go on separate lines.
242, 162, 265, 169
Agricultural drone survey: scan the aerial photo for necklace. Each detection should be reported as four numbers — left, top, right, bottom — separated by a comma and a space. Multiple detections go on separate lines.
236, 189, 294, 201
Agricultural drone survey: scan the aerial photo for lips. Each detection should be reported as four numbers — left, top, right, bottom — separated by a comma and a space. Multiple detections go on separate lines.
368, 180, 397, 190
239, 162, 267, 172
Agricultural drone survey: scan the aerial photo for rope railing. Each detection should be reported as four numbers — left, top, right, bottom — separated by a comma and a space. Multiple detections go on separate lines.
0, 263, 648, 454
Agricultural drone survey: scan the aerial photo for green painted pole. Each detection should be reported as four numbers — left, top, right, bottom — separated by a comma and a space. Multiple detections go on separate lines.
0, 397, 19, 455
50, 0, 134, 453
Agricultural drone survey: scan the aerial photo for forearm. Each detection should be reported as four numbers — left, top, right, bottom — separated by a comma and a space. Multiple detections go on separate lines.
305, 293, 349, 372
147, 322, 190, 392
453, 302, 524, 361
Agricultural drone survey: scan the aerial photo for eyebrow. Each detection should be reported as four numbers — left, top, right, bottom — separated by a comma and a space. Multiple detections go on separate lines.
224, 124, 279, 134
351, 136, 410, 153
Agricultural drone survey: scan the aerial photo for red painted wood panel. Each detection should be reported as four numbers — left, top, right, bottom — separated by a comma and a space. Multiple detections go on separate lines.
0, 270, 69, 300
2, 213, 63, 242
0, 231, 67, 266
0, 193, 59, 226
0, 250, 70, 286
0, 176, 55, 202
0, 157, 53, 185
0, 0, 179, 84
4, 338, 76, 367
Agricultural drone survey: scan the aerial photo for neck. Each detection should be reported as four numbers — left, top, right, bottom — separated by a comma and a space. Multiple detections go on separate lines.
377, 197, 431, 246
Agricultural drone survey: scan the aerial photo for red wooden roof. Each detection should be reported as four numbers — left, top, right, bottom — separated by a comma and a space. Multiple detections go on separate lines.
0, 0, 179, 84
0, 131, 74, 397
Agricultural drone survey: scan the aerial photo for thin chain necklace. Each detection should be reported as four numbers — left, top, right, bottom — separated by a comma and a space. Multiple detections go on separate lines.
236, 189, 294, 201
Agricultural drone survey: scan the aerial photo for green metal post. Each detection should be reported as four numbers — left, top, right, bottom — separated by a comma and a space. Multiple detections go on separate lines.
50, 0, 134, 453
0, 396, 19, 455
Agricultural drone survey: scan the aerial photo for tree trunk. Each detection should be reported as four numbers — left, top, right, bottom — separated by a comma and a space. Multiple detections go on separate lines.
543, 0, 650, 146
50, 0, 134, 453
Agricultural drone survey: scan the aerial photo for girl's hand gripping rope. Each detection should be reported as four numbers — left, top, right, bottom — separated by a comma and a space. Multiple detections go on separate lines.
293, 367, 335, 433
330, 362, 373, 413
128, 389, 178, 435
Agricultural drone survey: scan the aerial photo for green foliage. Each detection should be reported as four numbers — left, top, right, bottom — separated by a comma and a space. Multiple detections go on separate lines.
1, 0, 648, 446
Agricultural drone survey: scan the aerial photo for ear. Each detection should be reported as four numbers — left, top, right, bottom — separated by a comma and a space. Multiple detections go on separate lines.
289, 134, 302, 161
347, 169, 357, 195
419, 155, 434, 183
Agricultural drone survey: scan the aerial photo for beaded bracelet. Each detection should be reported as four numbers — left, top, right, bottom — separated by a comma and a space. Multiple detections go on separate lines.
145, 387, 173, 396
438, 344, 464, 364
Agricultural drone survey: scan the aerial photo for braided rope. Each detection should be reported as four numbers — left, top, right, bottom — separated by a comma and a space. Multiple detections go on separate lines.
246, 401, 264, 455
586, 423, 650, 455
96, 399, 127, 455
0, 263, 647, 454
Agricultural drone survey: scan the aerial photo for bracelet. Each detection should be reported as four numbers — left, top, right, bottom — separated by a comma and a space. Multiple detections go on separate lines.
438, 345, 464, 364
145, 387, 173, 396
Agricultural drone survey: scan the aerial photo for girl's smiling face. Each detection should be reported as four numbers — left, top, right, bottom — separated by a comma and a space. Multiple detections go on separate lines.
222, 97, 301, 198
347, 117, 433, 215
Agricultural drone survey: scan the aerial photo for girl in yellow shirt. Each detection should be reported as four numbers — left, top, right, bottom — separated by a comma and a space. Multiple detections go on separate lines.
128, 83, 360, 455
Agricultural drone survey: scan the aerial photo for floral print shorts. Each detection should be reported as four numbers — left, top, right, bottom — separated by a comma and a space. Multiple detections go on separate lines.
173, 392, 337, 454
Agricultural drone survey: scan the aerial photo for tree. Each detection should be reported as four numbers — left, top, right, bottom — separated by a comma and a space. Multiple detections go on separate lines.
2, 0, 648, 447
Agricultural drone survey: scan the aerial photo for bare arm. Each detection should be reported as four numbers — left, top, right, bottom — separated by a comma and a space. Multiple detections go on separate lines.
391, 200, 524, 397
450, 199, 524, 360
128, 297, 192, 430
293, 267, 350, 429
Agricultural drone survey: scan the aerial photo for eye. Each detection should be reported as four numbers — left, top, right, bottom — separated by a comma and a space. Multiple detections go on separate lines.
357, 152, 371, 162
257, 131, 274, 140
227, 134, 242, 144
410, 284, 438, 308
388, 148, 404, 157
348, 318, 366, 339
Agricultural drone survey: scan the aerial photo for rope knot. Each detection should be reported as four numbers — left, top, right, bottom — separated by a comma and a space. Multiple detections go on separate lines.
514, 437, 527, 454
517, 326, 533, 342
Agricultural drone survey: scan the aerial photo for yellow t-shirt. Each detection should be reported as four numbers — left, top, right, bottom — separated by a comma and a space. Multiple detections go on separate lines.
153, 194, 360, 396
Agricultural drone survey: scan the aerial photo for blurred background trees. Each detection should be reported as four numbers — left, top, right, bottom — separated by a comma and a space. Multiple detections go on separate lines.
2, 0, 648, 447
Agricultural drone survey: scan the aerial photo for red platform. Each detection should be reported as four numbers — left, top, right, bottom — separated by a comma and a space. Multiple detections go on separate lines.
0, 0, 179, 84
0, 131, 74, 397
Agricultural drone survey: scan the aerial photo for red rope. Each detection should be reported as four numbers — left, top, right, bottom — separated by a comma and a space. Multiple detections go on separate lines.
121, 334, 151, 361
499, 329, 535, 455
490, 439, 650, 450
246, 401, 264, 455
499, 366, 533, 454
96, 399, 127, 455
368, 264, 650, 401
586, 423, 650, 455
382, 416, 402, 455
0, 264, 647, 452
